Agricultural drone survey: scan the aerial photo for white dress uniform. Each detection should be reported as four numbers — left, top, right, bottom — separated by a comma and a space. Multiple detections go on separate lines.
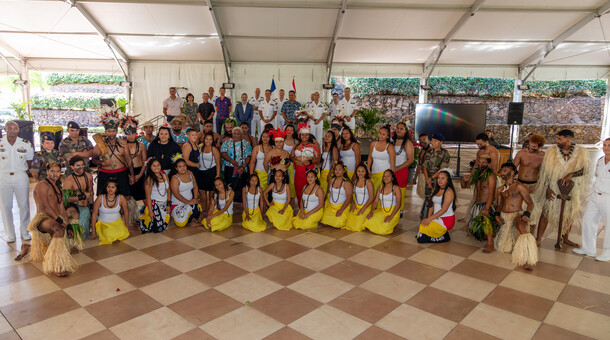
578, 156, 610, 260
258, 98, 277, 131
0, 135, 34, 241
328, 101, 340, 122
274, 98, 288, 127
339, 96, 359, 131
249, 96, 264, 139
307, 100, 327, 142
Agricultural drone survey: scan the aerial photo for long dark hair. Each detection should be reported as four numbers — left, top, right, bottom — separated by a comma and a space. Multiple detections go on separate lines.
285, 124, 295, 138
341, 127, 358, 149
378, 125, 392, 144
259, 130, 274, 147
352, 162, 370, 184
168, 158, 187, 178
431, 170, 457, 211
101, 177, 121, 196
382, 169, 399, 188
152, 126, 176, 144
393, 122, 410, 154
144, 158, 164, 187
331, 161, 349, 181
213, 176, 229, 209
306, 168, 321, 186
247, 173, 260, 190
322, 131, 339, 168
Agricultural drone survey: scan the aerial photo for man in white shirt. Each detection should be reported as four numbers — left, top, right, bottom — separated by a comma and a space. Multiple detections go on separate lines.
259, 89, 277, 130
275, 89, 287, 127
163, 87, 183, 123
305, 93, 315, 109
340, 87, 359, 131
328, 92, 340, 122
249, 88, 264, 139
308, 92, 327, 142
0, 121, 34, 242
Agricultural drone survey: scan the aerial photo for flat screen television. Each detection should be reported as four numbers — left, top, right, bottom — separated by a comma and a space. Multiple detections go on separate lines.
415, 103, 487, 143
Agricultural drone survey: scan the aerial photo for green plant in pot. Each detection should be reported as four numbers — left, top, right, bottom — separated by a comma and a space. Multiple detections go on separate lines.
356, 107, 386, 138
11, 101, 32, 120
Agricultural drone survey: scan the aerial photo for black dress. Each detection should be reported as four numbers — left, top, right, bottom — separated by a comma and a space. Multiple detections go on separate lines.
147, 140, 181, 173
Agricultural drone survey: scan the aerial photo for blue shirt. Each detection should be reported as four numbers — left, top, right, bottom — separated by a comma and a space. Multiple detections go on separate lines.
215, 97, 232, 120
281, 100, 301, 121
220, 139, 252, 169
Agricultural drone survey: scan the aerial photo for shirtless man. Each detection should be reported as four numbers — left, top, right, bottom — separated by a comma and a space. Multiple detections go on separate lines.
472, 132, 500, 174
513, 134, 546, 193
92, 126, 135, 198
197, 119, 221, 148
62, 156, 94, 244
494, 163, 537, 269
28, 162, 79, 276
461, 155, 497, 252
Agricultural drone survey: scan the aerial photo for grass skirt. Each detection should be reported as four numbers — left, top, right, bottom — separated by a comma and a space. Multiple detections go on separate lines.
416, 173, 426, 198
293, 208, 323, 230
27, 212, 51, 262
127, 198, 140, 226
495, 212, 519, 253
468, 202, 497, 241
202, 209, 233, 232
266, 202, 293, 230
95, 218, 130, 245
319, 170, 330, 193
345, 204, 370, 232
42, 237, 79, 276
242, 208, 267, 232
512, 233, 539, 267
364, 206, 400, 235
321, 202, 348, 229
67, 219, 85, 251
255, 170, 268, 190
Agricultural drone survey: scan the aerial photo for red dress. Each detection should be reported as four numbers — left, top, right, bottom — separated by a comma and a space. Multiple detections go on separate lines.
293, 143, 318, 205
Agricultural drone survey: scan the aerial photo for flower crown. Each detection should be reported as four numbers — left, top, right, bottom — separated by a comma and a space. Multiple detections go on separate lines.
269, 127, 288, 140
298, 123, 310, 134
171, 153, 184, 163
98, 105, 122, 130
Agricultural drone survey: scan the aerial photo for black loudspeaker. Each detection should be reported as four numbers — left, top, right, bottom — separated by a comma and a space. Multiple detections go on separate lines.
507, 102, 524, 125
14, 120, 35, 148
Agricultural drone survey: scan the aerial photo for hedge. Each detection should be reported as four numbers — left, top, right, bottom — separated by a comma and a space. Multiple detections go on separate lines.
31, 94, 126, 110
46, 73, 125, 86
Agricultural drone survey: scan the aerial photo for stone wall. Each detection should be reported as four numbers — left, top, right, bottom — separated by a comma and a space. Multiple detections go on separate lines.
356, 94, 604, 144
33, 109, 101, 127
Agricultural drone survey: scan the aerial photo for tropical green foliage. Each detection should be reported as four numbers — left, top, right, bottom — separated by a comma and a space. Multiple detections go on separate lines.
30, 94, 126, 110
357, 108, 387, 138
10, 101, 32, 120
46, 73, 125, 85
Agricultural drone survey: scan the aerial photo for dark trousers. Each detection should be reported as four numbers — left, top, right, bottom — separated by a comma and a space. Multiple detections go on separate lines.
216, 118, 226, 135
223, 166, 248, 203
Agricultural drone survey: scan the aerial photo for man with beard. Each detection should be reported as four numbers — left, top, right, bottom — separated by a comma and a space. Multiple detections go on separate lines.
513, 134, 546, 193
58, 121, 94, 176
532, 129, 589, 247
413, 133, 431, 197
27, 162, 79, 276
62, 156, 93, 243
494, 163, 537, 270
138, 121, 155, 149
472, 132, 500, 175
220, 119, 235, 145
197, 120, 221, 148
461, 155, 497, 252
170, 116, 188, 146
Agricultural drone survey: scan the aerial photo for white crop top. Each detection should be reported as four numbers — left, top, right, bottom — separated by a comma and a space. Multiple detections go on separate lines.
302, 186, 320, 211
171, 174, 194, 205
99, 194, 122, 223
432, 193, 454, 217
245, 188, 261, 209
216, 191, 233, 214
353, 181, 369, 206
395, 144, 407, 167
328, 180, 347, 205
150, 179, 169, 202
340, 145, 356, 172
371, 142, 391, 173
272, 185, 288, 204
199, 148, 216, 170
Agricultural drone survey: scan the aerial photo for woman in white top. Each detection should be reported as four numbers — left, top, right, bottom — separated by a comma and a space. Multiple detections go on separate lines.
364, 169, 402, 235
417, 170, 456, 243
199, 133, 221, 216
319, 131, 339, 193
284, 125, 297, 199
367, 126, 396, 192
346, 163, 375, 231
90, 178, 130, 245
242, 173, 266, 232
203, 177, 234, 232
339, 128, 361, 180
250, 130, 273, 190
293, 169, 325, 230
393, 122, 415, 216
320, 162, 353, 229
170, 158, 201, 227
140, 158, 171, 233
264, 169, 293, 230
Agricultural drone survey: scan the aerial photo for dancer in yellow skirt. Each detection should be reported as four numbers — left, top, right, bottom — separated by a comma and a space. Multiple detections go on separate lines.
90, 179, 130, 245
417, 170, 456, 243
293, 169, 325, 230
346, 163, 375, 231
202, 177, 234, 232
318, 131, 339, 193
364, 170, 402, 235
242, 174, 267, 232
339, 128, 361, 180
264, 169, 293, 230
250, 130, 272, 190
170, 159, 201, 227
367, 126, 396, 192
321, 162, 352, 229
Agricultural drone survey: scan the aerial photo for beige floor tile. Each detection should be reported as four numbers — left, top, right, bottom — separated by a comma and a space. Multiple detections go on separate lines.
545, 302, 610, 340
360, 272, 426, 302
468, 249, 516, 270
177, 232, 226, 249
287, 249, 343, 271
121, 233, 173, 249
462, 303, 540, 340
538, 248, 583, 269
392, 231, 431, 247
224, 249, 282, 272
568, 270, 610, 296
110, 306, 195, 339
97, 251, 157, 273
215, 273, 282, 304
348, 249, 404, 271
0, 276, 59, 307
430, 271, 496, 302
0, 252, 19, 269
449, 230, 490, 247
409, 248, 464, 271
339, 232, 389, 248
0, 315, 12, 334
141, 274, 209, 305
289, 305, 371, 340
500, 271, 565, 301
201, 306, 283, 340
64, 274, 135, 306
161, 250, 220, 273
17, 308, 105, 340
71, 252, 94, 266
288, 273, 355, 303
286, 232, 335, 248
376, 304, 456, 340
232, 232, 282, 248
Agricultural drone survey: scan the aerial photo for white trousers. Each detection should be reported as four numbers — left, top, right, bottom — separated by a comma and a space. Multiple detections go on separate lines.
0, 172, 31, 240
580, 193, 610, 255
260, 117, 276, 133
345, 116, 356, 131
251, 114, 261, 139
310, 119, 323, 143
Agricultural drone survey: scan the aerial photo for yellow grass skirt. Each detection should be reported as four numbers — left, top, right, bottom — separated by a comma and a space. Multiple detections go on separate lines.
95, 218, 130, 245
202, 210, 233, 232
345, 204, 370, 231
364, 206, 400, 235
371, 172, 384, 193
242, 208, 267, 232
319, 169, 330, 193
321, 201, 348, 229
266, 202, 293, 230
293, 208, 323, 230
255, 170, 268, 190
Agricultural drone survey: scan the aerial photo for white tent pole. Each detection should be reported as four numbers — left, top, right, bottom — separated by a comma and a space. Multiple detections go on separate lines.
510, 78, 522, 158
418, 77, 428, 104
206, 0, 232, 83
325, 0, 348, 83
0, 50, 20, 76
601, 78, 610, 140
20, 59, 31, 118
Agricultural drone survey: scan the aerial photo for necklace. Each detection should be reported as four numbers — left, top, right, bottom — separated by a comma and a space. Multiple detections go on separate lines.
247, 187, 258, 216
330, 178, 343, 204
128, 141, 139, 159
201, 145, 214, 169
155, 175, 167, 197
274, 182, 286, 195
342, 142, 352, 151
322, 145, 332, 170
45, 178, 62, 204
559, 144, 575, 161
303, 184, 317, 210
381, 184, 395, 213
105, 194, 118, 209
72, 173, 89, 196
355, 180, 367, 205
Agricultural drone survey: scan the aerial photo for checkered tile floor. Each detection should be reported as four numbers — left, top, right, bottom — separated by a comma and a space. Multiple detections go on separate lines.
1, 185, 609, 339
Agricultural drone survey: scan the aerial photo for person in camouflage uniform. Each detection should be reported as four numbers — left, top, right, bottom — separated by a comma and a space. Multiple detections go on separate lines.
420, 133, 451, 219
58, 121, 94, 176
31, 133, 61, 182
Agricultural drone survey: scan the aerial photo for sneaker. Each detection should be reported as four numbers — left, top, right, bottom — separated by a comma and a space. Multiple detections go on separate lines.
21, 234, 31, 241
595, 253, 610, 262
573, 248, 596, 257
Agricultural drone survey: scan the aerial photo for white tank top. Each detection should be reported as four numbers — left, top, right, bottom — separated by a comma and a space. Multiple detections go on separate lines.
283, 143, 294, 154
302, 185, 320, 211
272, 185, 288, 204
379, 188, 396, 208
199, 148, 216, 170
328, 180, 347, 205
99, 194, 122, 222
151, 178, 169, 202
245, 188, 261, 209
432, 193, 454, 217
172, 174, 194, 205
371, 142, 391, 173
353, 181, 369, 205
216, 191, 233, 214
395, 143, 408, 167
255, 146, 267, 172
340, 144, 356, 172
321, 150, 333, 170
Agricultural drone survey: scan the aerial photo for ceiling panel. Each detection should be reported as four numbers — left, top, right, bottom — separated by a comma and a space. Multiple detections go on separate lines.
544, 42, 610, 65
113, 36, 223, 61
0, 2, 95, 33
349, 0, 473, 6
225, 38, 329, 62
333, 39, 438, 63
0, 32, 113, 59
565, 15, 610, 42
482, 0, 605, 10
439, 41, 544, 64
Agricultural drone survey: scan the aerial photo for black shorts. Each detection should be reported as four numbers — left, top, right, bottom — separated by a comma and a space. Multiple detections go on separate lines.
97, 168, 131, 197
197, 166, 217, 191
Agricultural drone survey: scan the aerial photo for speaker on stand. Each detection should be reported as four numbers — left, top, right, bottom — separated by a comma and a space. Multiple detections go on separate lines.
507, 102, 524, 161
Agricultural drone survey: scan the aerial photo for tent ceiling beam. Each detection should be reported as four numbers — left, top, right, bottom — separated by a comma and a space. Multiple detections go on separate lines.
205, 0, 231, 82
519, 0, 610, 81
325, 0, 348, 82
0, 49, 20, 75
423, 0, 487, 83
